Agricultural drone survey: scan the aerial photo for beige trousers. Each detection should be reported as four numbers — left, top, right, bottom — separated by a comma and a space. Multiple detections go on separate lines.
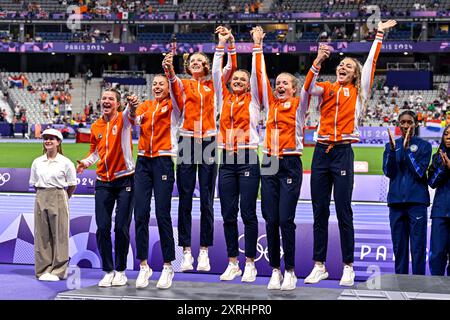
34, 188, 70, 279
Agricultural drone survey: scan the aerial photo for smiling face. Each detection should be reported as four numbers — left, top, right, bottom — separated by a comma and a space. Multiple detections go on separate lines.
230, 70, 250, 95
398, 113, 417, 138
152, 75, 169, 101
336, 58, 358, 85
101, 90, 119, 118
189, 53, 209, 78
275, 73, 297, 101
42, 134, 61, 153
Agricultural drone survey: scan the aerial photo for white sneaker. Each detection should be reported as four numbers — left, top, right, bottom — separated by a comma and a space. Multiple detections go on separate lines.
38, 273, 59, 281
220, 262, 242, 281
304, 264, 329, 284
267, 269, 283, 290
339, 265, 355, 286
281, 270, 297, 291
196, 249, 211, 272
156, 265, 175, 289
181, 251, 194, 272
98, 271, 115, 287
136, 265, 153, 289
241, 262, 257, 283
111, 271, 128, 286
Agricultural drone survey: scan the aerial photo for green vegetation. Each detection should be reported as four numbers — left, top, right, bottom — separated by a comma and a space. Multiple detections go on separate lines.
0, 142, 389, 174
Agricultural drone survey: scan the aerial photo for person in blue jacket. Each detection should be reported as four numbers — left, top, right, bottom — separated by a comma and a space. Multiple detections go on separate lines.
383, 110, 432, 275
427, 124, 450, 276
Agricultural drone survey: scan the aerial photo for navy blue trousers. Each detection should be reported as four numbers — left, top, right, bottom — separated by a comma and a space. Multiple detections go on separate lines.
311, 143, 355, 264
177, 136, 217, 247
429, 217, 450, 276
218, 149, 259, 258
261, 155, 302, 270
134, 156, 175, 263
389, 204, 427, 275
95, 175, 134, 272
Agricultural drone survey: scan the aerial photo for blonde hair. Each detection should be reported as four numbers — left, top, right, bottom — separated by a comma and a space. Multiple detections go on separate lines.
277, 72, 299, 96
338, 57, 368, 121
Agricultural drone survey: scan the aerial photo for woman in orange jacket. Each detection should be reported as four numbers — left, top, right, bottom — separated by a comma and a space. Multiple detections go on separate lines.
133, 74, 181, 290
252, 26, 310, 291
213, 26, 260, 282
77, 88, 138, 288
303, 20, 397, 286
162, 36, 236, 273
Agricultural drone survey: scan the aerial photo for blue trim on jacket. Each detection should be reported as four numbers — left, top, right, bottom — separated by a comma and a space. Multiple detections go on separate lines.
383, 136, 431, 206
428, 151, 450, 218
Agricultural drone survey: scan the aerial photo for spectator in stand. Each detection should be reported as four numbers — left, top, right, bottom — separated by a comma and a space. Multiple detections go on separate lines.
14, 105, 20, 120
40, 91, 47, 104
392, 86, 399, 98
416, 94, 424, 105
21, 115, 28, 138
383, 84, 389, 97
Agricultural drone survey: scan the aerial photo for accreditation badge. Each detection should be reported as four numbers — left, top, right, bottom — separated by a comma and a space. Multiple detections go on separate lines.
343, 88, 350, 97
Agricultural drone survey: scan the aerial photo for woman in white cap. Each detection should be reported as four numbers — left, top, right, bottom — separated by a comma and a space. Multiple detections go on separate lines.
29, 128, 77, 281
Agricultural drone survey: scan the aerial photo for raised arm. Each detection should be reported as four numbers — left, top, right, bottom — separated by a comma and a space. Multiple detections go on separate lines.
213, 26, 233, 114
162, 52, 185, 115
303, 44, 330, 96
221, 27, 237, 83
361, 20, 397, 96
250, 26, 274, 113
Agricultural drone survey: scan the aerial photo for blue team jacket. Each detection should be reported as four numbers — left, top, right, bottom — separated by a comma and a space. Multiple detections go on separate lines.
383, 136, 431, 206
428, 152, 450, 218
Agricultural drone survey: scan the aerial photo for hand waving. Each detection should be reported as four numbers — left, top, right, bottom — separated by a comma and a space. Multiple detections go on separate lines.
378, 20, 397, 32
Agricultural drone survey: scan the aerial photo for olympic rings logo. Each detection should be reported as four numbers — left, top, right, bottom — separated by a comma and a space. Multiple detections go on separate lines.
238, 234, 284, 262
0, 173, 11, 186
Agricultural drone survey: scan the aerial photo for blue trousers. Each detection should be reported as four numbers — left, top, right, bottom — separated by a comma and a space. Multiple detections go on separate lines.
261, 155, 302, 270
429, 217, 450, 276
389, 204, 427, 275
95, 175, 134, 272
134, 156, 175, 263
218, 149, 259, 258
177, 136, 217, 247
311, 143, 355, 264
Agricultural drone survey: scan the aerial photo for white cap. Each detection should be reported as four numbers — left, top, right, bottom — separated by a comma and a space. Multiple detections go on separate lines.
42, 128, 63, 141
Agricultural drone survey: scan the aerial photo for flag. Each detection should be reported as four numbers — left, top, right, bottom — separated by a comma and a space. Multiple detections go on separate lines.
426, 119, 442, 132
9, 76, 23, 88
